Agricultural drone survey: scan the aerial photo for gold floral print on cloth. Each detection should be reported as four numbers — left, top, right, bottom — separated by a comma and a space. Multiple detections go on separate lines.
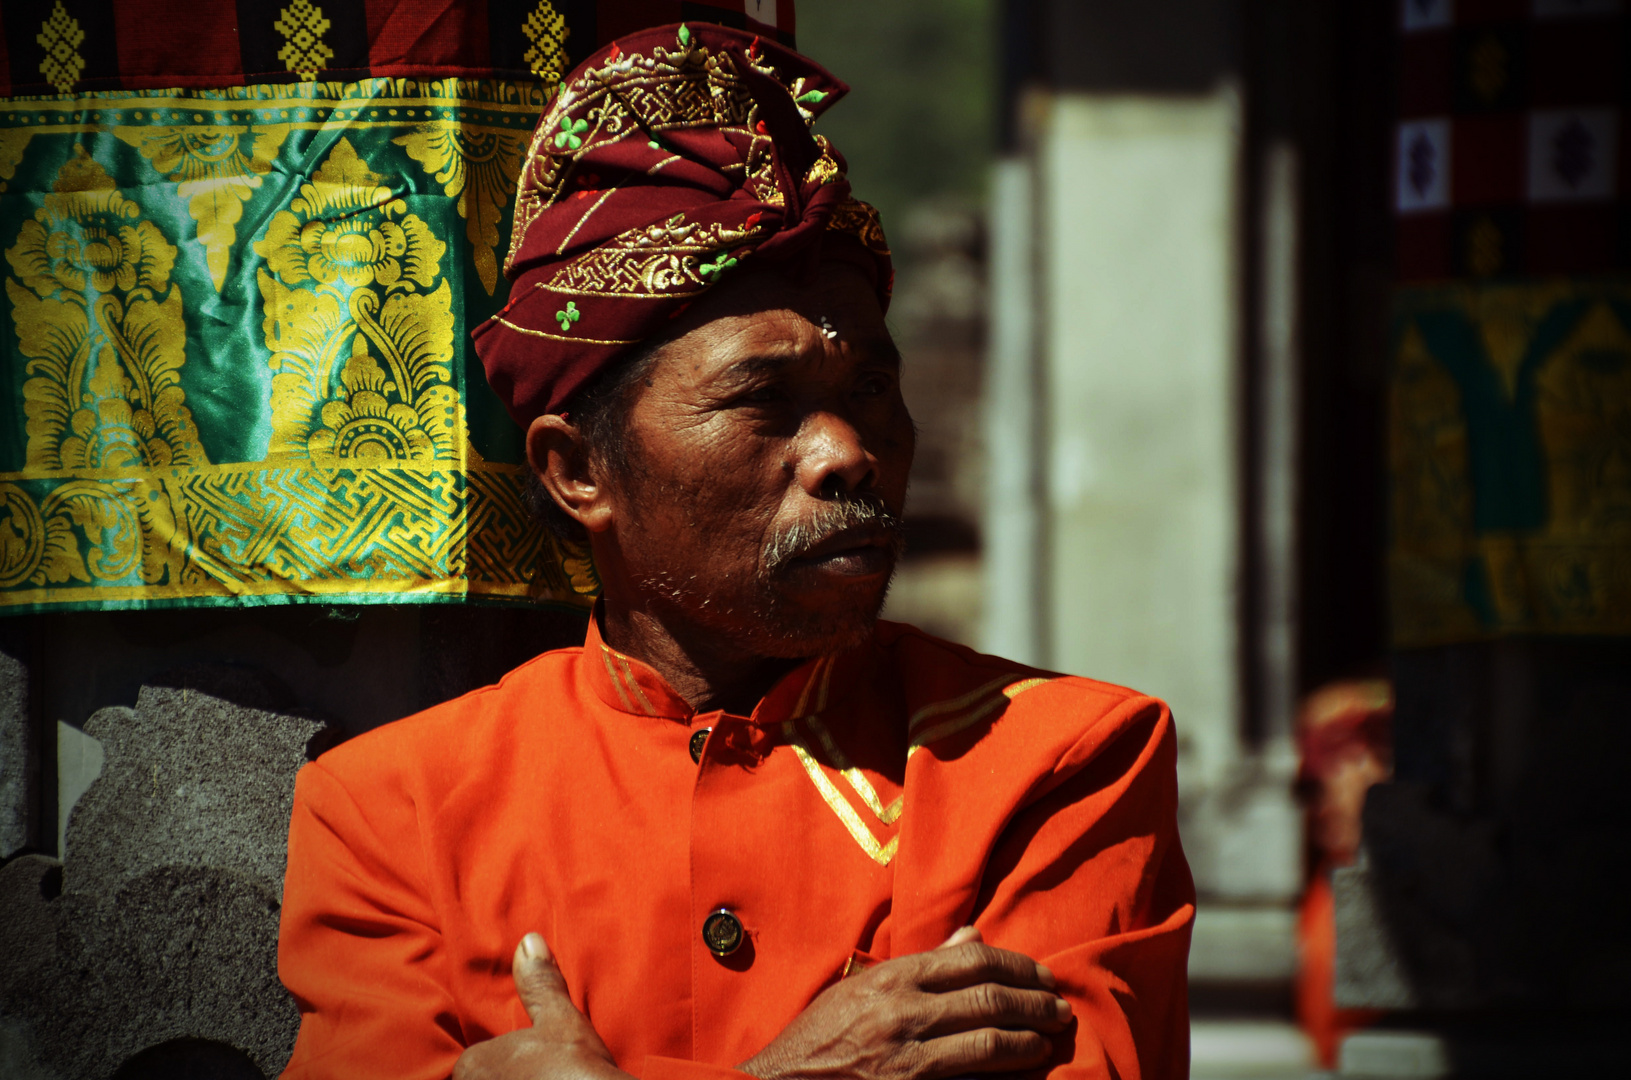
255, 137, 462, 466
6, 150, 200, 590
395, 124, 530, 295
0, 78, 596, 612
113, 124, 291, 292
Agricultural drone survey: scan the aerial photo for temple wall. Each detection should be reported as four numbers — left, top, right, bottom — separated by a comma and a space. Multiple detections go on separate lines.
0, 607, 585, 1078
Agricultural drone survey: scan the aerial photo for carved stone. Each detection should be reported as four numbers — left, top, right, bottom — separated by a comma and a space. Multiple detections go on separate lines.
0, 667, 325, 1080
0, 622, 37, 859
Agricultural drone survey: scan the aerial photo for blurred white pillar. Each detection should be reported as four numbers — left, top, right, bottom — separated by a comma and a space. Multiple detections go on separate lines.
1257, 140, 1301, 746
1039, 89, 1244, 791
981, 89, 1308, 907
981, 157, 1045, 667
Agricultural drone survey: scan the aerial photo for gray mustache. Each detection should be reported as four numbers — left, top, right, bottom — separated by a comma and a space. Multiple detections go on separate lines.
762, 494, 906, 575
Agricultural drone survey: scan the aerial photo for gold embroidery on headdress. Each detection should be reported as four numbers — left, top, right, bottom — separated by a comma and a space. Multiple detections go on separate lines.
275, 0, 335, 82
37, 2, 85, 95
506, 36, 762, 273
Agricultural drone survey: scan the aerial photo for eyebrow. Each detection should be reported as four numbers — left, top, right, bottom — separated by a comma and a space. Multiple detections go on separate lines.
721, 337, 902, 380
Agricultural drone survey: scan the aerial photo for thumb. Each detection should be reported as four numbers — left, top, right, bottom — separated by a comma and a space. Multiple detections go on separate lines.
512, 933, 611, 1061
937, 926, 982, 949
513, 933, 574, 1027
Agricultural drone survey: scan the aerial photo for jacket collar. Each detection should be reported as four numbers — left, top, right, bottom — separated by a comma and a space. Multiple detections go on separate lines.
580, 607, 874, 725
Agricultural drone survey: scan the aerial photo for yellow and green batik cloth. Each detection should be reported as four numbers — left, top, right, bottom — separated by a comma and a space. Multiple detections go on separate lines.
1390, 280, 1631, 646
0, 80, 600, 613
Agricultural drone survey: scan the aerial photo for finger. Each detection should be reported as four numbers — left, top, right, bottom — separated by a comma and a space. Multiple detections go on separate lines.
916, 1027, 1054, 1079
511, 934, 612, 1060
513, 933, 574, 1026
912, 941, 1056, 993
937, 926, 982, 949
920, 983, 1072, 1037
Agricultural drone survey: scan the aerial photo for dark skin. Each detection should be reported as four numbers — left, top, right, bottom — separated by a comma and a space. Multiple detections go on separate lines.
454, 262, 1071, 1080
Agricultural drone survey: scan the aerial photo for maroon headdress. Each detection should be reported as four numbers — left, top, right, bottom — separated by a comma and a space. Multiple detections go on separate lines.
472, 22, 893, 429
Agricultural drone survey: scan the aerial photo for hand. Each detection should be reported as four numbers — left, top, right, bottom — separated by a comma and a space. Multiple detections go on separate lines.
738, 927, 1072, 1080
453, 934, 632, 1080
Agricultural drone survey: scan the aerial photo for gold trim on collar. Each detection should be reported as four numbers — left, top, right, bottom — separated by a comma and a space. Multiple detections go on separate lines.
803, 712, 903, 825
611, 652, 657, 715
906, 676, 1054, 758
598, 647, 635, 712
908, 675, 1014, 733
783, 720, 899, 867
789, 655, 834, 719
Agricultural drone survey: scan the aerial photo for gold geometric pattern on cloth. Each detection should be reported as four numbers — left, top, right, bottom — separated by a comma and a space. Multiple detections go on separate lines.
0, 77, 592, 613
523, 1, 572, 83
275, 0, 335, 81
1390, 281, 1631, 645
396, 125, 532, 295
0, 130, 33, 194
37, 2, 85, 96
0, 462, 556, 604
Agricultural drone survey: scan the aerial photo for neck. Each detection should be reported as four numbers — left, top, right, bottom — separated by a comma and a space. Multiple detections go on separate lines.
598, 598, 803, 715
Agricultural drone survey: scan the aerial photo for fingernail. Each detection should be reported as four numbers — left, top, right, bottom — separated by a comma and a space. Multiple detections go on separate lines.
1036, 963, 1056, 988
521, 933, 547, 962
1055, 996, 1073, 1022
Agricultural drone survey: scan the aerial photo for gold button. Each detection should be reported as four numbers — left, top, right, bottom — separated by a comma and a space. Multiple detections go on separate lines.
689, 727, 712, 764
702, 909, 743, 957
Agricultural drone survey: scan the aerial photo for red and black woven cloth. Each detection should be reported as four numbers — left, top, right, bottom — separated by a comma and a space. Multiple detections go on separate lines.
1394, 0, 1629, 280
0, 0, 794, 95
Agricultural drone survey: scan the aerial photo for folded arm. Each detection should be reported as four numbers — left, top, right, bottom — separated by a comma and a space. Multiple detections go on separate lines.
971, 697, 1195, 1080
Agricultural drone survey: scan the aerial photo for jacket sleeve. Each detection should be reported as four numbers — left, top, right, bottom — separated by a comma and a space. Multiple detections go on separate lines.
973, 697, 1195, 1080
278, 759, 465, 1080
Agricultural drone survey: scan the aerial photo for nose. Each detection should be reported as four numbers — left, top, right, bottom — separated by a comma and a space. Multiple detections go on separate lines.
793, 410, 879, 497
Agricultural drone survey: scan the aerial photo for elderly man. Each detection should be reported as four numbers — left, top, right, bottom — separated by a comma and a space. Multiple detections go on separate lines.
277, 23, 1193, 1080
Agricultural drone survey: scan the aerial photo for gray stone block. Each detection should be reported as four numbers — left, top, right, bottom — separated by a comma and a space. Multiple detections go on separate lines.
1335, 778, 1631, 1012
0, 629, 37, 860
0, 667, 326, 1080
67, 669, 323, 901
1332, 861, 1417, 1010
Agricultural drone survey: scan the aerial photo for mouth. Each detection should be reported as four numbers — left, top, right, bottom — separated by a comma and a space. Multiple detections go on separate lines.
786, 523, 899, 578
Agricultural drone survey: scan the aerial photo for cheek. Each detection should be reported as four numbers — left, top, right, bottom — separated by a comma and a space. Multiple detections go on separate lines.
635, 429, 788, 543
875, 406, 916, 485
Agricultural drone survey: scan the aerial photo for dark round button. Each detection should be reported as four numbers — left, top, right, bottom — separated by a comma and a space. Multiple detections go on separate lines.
689, 727, 712, 764
702, 909, 744, 957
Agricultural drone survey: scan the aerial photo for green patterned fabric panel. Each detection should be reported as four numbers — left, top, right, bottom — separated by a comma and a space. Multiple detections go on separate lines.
1390, 280, 1631, 645
0, 80, 598, 612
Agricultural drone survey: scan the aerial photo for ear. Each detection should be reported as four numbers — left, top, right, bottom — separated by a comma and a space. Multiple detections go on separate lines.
526, 413, 616, 534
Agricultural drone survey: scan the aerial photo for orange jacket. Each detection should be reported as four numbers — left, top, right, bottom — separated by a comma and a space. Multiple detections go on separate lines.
278, 620, 1194, 1080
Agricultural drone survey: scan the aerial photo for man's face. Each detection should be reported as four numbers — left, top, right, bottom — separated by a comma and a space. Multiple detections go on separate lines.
597, 260, 914, 658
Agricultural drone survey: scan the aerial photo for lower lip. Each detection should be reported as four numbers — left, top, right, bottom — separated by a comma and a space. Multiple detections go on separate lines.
790, 545, 894, 578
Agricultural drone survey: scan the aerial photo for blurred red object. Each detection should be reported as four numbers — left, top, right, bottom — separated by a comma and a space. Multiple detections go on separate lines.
1294, 679, 1393, 1068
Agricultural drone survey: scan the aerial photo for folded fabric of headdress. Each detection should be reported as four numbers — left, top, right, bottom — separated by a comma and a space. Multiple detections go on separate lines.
473, 21, 892, 429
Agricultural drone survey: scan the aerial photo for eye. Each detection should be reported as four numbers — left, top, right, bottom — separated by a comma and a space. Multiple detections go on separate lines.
735, 384, 785, 406
854, 370, 895, 397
